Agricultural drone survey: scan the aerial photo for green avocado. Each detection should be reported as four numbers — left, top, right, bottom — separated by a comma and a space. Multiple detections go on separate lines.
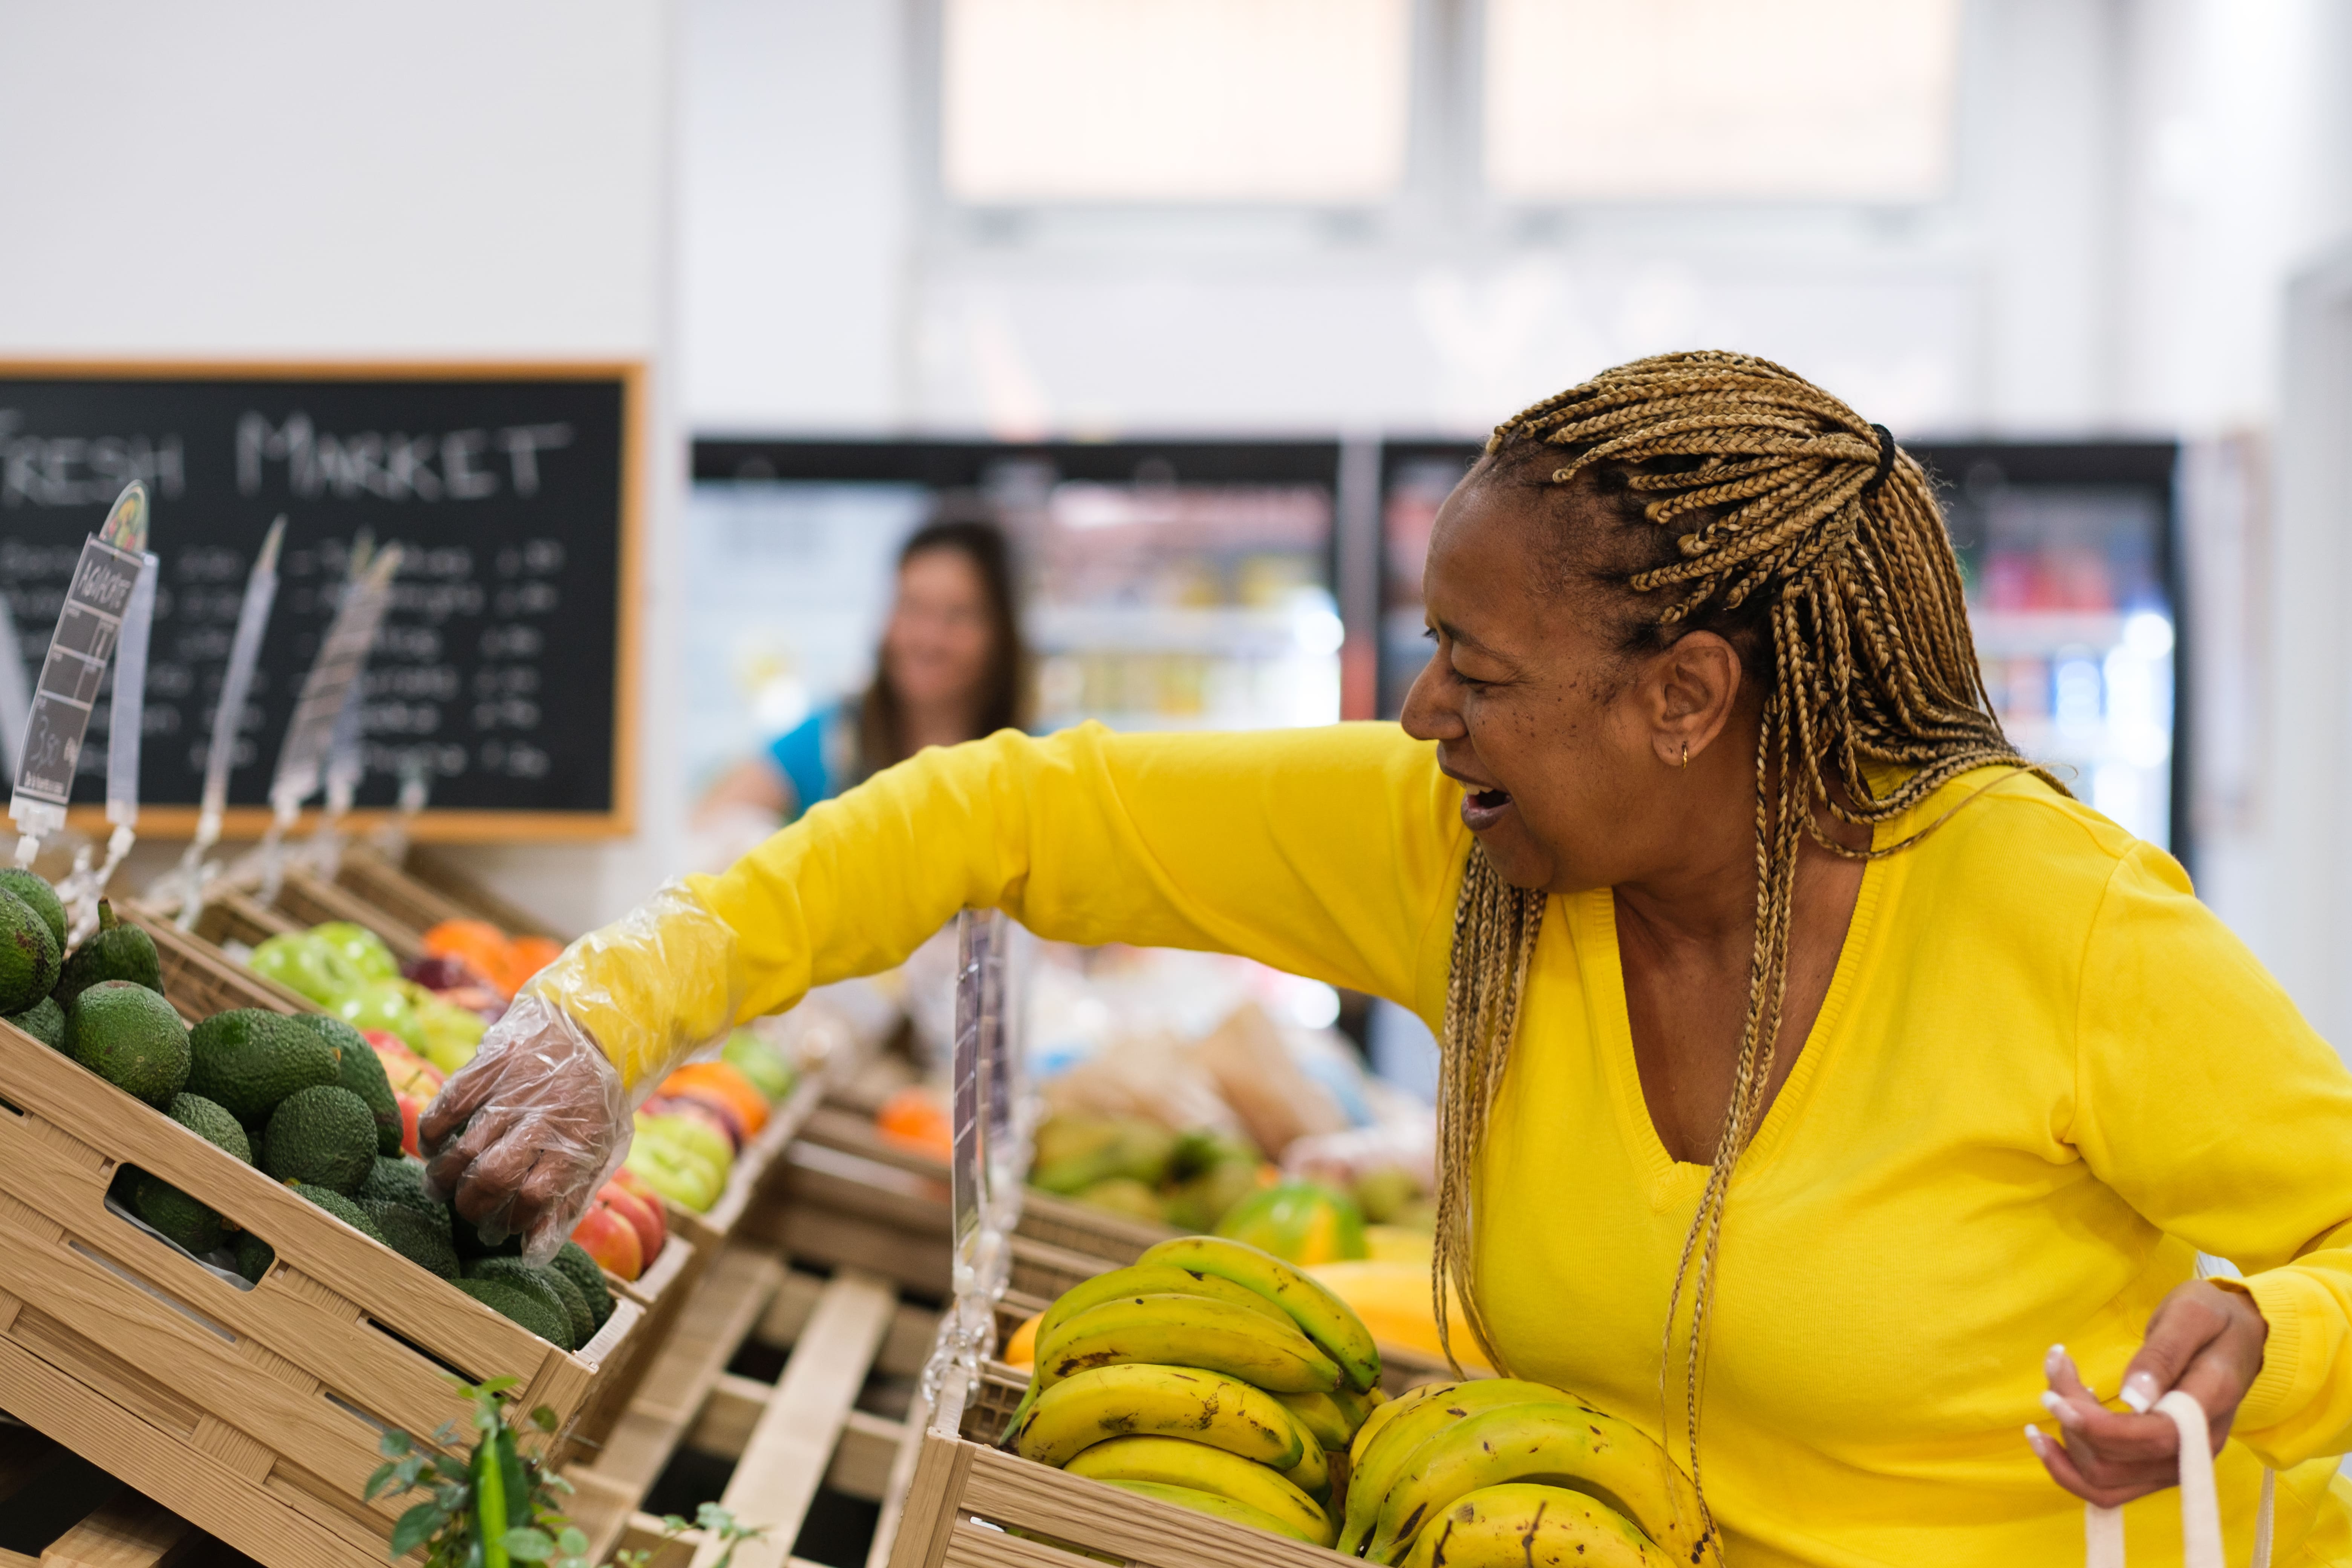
534, 1262, 594, 1346
7, 994, 64, 1050
186, 1009, 341, 1125
357, 1156, 446, 1222
165, 1092, 253, 1164
234, 1230, 275, 1284
261, 1086, 377, 1194
452, 1210, 525, 1261
54, 900, 160, 1007
362, 1199, 459, 1279
296, 1012, 402, 1155
453, 1276, 570, 1348
463, 1259, 577, 1350
133, 1173, 224, 1254
548, 1240, 616, 1331
295, 1182, 387, 1244
65, 981, 189, 1104
130, 1093, 251, 1257
0, 889, 61, 1015
0, 870, 66, 954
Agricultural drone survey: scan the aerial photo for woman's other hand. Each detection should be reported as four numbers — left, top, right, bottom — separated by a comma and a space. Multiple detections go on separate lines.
2025, 1280, 2270, 1506
418, 994, 632, 1265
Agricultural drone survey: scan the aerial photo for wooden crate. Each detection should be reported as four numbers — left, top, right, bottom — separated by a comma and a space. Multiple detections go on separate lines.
887, 1363, 1354, 1568
327, 845, 508, 945
125, 906, 312, 1021
0, 1419, 247, 1568
398, 846, 573, 943
560, 1242, 940, 1568
0, 1017, 645, 1568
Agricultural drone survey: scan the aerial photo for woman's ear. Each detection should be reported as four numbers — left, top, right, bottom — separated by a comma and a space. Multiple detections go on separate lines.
1641, 631, 1744, 769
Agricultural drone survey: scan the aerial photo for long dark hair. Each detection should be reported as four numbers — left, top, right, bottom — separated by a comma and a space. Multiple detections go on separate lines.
855, 519, 1028, 776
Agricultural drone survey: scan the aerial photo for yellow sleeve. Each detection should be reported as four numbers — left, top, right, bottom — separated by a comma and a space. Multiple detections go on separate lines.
530, 721, 1468, 1089
2070, 841, 2352, 1466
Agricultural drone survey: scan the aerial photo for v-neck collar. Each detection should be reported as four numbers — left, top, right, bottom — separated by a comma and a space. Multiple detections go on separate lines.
1574, 839, 1895, 1208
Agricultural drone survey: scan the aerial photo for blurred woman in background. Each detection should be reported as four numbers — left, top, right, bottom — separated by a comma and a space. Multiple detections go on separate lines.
695, 519, 1028, 841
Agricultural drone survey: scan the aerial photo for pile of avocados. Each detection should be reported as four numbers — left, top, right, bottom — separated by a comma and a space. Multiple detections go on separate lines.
0, 875, 610, 1354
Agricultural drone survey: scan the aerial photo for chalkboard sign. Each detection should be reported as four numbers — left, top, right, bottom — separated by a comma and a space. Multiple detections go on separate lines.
0, 364, 641, 839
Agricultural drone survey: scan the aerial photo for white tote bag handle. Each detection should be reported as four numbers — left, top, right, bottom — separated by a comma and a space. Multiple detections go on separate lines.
2085, 1390, 2274, 1568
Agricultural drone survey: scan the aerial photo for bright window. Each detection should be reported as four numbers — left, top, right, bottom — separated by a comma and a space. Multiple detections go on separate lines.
1484, 0, 1964, 201
940, 0, 1412, 202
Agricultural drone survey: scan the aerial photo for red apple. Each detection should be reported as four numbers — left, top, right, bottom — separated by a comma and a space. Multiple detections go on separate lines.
571, 1200, 644, 1281
598, 1179, 664, 1265
398, 1094, 425, 1158
368, 1033, 443, 1097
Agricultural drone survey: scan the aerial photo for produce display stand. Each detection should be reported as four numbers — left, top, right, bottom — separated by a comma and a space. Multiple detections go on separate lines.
559, 1237, 946, 1568
0, 1011, 645, 1568
393, 844, 574, 944
127, 903, 311, 1021
888, 1363, 1350, 1568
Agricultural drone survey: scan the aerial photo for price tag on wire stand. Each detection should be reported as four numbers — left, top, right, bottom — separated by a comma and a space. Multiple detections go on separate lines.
270, 542, 402, 826
159, 516, 283, 925
9, 484, 151, 867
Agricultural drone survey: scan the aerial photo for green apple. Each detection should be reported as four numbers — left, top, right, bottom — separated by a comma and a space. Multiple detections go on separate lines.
250, 932, 361, 1007
336, 980, 424, 1052
309, 921, 398, 983
626, 1136, 723, 1211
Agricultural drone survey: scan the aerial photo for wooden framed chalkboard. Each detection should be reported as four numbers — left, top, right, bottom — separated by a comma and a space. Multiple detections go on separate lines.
0, 361, 643, 840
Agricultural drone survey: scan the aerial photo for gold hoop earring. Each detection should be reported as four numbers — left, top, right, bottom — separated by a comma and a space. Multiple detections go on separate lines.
1680, 741, 1690, 770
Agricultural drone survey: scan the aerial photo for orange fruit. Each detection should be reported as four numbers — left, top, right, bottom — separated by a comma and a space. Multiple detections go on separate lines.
875, 1085, 952, 1159
1002, 1311, 1042, 1369
662, 1061, 770, 1136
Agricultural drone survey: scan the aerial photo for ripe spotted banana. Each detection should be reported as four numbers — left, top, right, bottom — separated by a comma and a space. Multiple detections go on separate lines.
1350, 1381, 1449, 1470
1035, 1263, 1294, 1351
1341, 1380, 1579, 1554
1005, 1363, 1304, 1470
1066, 1435, 1333, 1545
1276, 1389, 1357, 1452
1035, 1293, 1341, 1393
1101, 1479, 1329, 1547
1366, 1403, 1708, 1567
1139, 1234, 1381, 1393
1400, 1484, 1666, 1568
1282, 1415, 1330, 1501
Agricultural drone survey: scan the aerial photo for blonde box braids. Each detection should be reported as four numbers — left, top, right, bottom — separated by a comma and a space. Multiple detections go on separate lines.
1428, 352, 2056, 1551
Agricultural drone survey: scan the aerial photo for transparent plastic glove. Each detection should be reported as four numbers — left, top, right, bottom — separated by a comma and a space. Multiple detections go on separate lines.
524, 878, 745, 1092
419, 994, 631, 1265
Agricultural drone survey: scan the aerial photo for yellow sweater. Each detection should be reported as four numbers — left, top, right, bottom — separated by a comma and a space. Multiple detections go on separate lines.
541, 723, 2352, 1565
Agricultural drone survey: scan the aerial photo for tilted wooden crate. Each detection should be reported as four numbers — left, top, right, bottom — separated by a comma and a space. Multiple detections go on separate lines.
888, 1363, 1355, 1568
0, 1012, 644, 1568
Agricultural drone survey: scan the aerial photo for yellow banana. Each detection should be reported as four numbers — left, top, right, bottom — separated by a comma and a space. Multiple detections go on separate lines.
1350, 1381, 1447, 1470
1036, 1293, 1341, 1393
1006, 1363, 1303, 1470
1036, 1263, 1294, 1350
1332, 1384, 1384, 1432
1276, 1389, 1356, 1452
1341, 1380, 1575, 1554
1139, 1234, 1381, 1393
1366, 1403, 1708, 1567
1066, 1436, 1333, 1544
1400, 1484, 1666, 1568
1282, 1418, 1330, 1502
1101, 1479, 1329, 1548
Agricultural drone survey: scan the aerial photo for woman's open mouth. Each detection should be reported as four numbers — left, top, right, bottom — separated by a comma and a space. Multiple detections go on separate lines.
1461, 787, 1514, 832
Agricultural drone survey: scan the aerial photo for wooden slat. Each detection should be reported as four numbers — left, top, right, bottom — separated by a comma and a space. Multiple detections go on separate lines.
685, 1376, 902, 1501
941, 1518, 1095, 1568
884, 1435, 977, 1568
703, 1269, 897, 1568
567, 1246, 787, 1559
757, 1270, 937, 1381
961, 1443, 1343, 1568
38, 1490, 199, 1568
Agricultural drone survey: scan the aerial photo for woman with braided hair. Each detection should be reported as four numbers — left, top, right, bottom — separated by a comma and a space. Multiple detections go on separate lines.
425, 352, 2352, 1564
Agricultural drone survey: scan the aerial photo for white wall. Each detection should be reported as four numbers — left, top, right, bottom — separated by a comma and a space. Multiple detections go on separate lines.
0, 0, 682, 928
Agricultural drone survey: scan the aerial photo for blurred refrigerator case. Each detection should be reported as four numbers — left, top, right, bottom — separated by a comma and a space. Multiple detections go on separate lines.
686, 440, 1345, 785
1372, 439, 2187, 859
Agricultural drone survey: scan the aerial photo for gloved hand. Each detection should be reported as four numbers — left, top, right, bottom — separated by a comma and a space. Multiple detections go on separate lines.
419, 994, 631, 1265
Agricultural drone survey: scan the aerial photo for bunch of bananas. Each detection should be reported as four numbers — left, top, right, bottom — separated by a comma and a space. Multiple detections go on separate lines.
1341, 1380, 1710, 1567
1000, 1234, 1384, 1547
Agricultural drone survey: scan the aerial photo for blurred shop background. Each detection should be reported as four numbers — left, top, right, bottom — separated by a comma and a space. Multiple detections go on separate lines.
6, 0, 2352, 1042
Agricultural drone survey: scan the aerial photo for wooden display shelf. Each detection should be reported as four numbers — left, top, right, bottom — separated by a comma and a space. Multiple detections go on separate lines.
561, 1244, 941, 1568
124, 906, 310, 1021
397, 845, 574, 943
0, 1008, 645, 1568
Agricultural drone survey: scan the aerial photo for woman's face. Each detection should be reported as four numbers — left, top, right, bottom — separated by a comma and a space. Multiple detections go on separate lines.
885, 547, 996, 709
1398, 478, 1750, 894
